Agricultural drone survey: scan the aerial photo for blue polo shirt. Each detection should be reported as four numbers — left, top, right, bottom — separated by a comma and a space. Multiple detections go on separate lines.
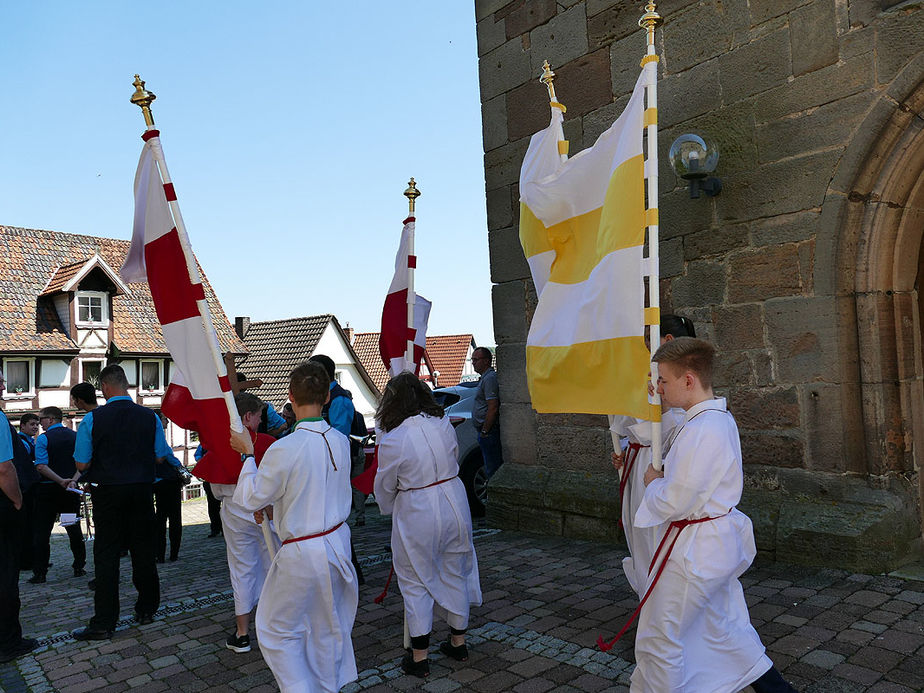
0, 410, 12, 463
266, 405, 285, 431
74, 396, 170, 465
34, 422, 63, 466
327, 382, 354, 437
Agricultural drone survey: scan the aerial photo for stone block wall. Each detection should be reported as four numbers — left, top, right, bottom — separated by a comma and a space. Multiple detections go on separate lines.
475, 0, 924, 572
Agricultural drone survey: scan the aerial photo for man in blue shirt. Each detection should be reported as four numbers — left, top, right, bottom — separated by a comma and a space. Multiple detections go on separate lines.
72, 365, 170, 640
0, 369, 38, 663
15, 413, 39, 574
28, 407, 85, 584
472, 347, 504, 478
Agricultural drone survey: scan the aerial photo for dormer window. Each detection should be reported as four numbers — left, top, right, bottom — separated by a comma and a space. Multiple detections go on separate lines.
76, 291, 109, 327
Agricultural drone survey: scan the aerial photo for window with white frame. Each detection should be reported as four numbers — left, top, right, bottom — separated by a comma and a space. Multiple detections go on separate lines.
80, 359, 105, 391
139, 360, 164, 393
76, 291, 109, 326
2, 358, 35, 397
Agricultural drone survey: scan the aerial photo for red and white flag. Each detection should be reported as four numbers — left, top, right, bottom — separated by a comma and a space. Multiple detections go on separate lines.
379, 217, 431, 376
121, 131, 242, 484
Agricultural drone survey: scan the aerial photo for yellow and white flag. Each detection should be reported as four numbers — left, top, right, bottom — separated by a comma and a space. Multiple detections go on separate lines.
519, 69, 651, 417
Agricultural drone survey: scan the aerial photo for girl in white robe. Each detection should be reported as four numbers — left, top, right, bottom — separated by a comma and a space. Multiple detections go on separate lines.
374, 372, 483, 678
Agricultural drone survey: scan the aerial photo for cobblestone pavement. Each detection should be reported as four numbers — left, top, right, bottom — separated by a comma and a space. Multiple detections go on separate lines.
1, 498, 922, 692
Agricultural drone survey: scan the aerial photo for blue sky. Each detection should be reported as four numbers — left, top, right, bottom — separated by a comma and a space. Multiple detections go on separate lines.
0, 2, 494, 347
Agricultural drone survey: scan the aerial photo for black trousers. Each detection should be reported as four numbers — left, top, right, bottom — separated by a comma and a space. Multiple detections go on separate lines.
153, 479, 182, 562
15, 486, 35, 571
33, 483, 85, 575
0, 503, 23, 651
203, 482, 222, 534
88, 484, 159, 630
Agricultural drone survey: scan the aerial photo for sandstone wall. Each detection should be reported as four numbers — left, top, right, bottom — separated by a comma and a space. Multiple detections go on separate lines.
475, 0, 924, 572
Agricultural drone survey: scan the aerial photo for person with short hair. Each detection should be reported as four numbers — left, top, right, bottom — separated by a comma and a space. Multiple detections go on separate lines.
15, 413, 39, 573
206, 391, 279, 654
628, 337, 797, 693
609, 314, 695, 596
71, 365, 169, 640
231, 361, 358, 693
374, 372, 482, 678
0, 369, 38, 663
69, 383, 97, 413
29, 406, 85, 584
153, 414, 188, 564
471, 347, 503, 478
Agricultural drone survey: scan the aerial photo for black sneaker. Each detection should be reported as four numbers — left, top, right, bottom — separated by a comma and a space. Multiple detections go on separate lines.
400, 651, 429, 678
27, 574, 46, 584
225, 632, 250, 653
73, 568, 87, 577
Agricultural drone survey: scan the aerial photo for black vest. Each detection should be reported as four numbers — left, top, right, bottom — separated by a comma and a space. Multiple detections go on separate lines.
1, 422, 39, 507
42, 426, 78, 480
89, 399, 157, 485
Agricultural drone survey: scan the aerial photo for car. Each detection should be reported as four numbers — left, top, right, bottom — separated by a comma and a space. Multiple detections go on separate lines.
431, 382, 487, 517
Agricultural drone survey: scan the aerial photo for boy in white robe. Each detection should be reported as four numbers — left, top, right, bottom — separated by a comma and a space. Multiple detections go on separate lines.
231, 361, 358, 693
610, 315, 694, 595
631, 337, 797, 693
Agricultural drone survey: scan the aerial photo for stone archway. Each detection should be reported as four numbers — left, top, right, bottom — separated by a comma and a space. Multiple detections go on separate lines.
827, 70, 924, 541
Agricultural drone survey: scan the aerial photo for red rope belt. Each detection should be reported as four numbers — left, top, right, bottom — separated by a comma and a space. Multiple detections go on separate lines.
282, 521, 344, 546
399, 475, 457, 492
597, 510, 731, 652
617, 442, 648, 529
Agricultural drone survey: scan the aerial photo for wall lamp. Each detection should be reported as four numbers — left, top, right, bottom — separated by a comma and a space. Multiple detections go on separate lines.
668, 132, 722, 198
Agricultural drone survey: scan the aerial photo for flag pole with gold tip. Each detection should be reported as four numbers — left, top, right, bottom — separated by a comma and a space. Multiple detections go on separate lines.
403, 179, 420, 370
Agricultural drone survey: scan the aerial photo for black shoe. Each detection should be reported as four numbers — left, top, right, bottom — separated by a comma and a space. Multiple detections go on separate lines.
439, 639, 469, 661
0, 637, 38, 663
135, 612, 154, 625
87, 578, 96, 590
225, 632, 251, 653
168, 554, 178, 562
73, 568, 87, 577
72, 627, 112, 641
119, 550, 128, 558
27, 574, 46, 584
400, 651, 429, 678
208, 530, 222, 538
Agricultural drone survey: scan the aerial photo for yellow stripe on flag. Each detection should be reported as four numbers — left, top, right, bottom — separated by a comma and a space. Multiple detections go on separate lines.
526, 336, 651, 416
519, 203, 552, 260
644, 307, 660, 325
546, 154, 645, 285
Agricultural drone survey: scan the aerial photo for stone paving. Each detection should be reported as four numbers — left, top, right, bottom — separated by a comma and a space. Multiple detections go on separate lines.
1, 498, 922, 692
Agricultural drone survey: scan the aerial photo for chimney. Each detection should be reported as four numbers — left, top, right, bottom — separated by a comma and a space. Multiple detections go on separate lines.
344, 322, 354, 345
234, 316, 250, 339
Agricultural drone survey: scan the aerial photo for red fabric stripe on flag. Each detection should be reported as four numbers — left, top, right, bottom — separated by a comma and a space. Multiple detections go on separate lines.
142, 130, 160, 141
403, 216, 415, 224
218, 376, 231, 393
406, 328, 417, 341
191, 282, 206, 301
407, 255, 417, 268
163, 183, 177, 201
144, 228, 202, 325
162, 384, 240, 484
380, 289, 408, 370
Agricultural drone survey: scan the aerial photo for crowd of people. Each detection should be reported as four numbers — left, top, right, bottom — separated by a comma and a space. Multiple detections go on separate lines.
0, 333, 803, 692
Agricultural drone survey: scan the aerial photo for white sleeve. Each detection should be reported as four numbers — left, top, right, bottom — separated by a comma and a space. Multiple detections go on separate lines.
373, 431, 401, 515
232, 449, 286, 512
635, 423, 729, 528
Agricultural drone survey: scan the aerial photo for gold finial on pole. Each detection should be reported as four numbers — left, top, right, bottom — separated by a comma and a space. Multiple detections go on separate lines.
540, 60, 559, 103
639, 1, 662, 47
130, 74, 156, 127
404, 178, 421, 216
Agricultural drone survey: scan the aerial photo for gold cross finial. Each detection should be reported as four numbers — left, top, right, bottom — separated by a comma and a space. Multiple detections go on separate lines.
404, 178, 421, 216
130, 74, 157, 127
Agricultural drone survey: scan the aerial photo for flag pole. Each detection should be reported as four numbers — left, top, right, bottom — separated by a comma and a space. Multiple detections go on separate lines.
639, 3, 664, 470
403, 179, 420, 372
129, 77, 245, 438
540, 61, 568, 163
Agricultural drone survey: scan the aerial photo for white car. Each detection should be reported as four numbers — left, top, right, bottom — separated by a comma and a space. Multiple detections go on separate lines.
432, 382, 487, 517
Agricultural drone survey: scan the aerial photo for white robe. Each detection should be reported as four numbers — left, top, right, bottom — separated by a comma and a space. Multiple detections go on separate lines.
374, 414, 482, 637
210, 482, 277, 616
610, 410, 684, 596
233, 420, 358, 693
631, 398, 772, 693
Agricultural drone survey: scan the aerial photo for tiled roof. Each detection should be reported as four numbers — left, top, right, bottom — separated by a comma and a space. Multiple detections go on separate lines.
350, 332, 474, 390
41, 259, 87, 295
236, 315, 333, 410
0, 225, 245, 355
422, 334, 474, 387
352, 332, 389, 393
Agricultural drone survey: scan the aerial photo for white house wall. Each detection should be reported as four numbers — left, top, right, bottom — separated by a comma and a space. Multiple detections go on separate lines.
37, 390, 71, 409
39, 358, 71, 388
